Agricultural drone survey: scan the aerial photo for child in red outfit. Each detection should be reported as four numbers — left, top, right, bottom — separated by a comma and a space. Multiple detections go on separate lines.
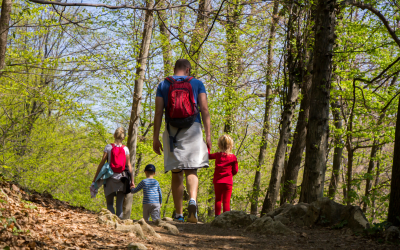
208, 135, 238, 216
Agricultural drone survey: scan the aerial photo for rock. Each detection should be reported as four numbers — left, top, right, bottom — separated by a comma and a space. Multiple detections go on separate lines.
138, 219, 161, 238
97, 209, 122, 227
116, 223, 145, 239
246, 215, 295, 235
154, 219, 179, 235
162, 217, 174, 221
11, 184, 19, 192
303, 203, 320, 227
384, 226, 400, 242
340, 205, 370, 232
127, 242, 147, 250
211, 211, 258, 229
274, 215, 290, 225
311, 197, 345, 226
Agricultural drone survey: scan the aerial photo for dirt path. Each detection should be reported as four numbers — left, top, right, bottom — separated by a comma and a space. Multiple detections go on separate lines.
0, 182, 398, 250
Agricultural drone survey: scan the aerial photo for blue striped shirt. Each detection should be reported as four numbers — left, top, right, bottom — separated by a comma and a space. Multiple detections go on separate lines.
131, 178, 162, 204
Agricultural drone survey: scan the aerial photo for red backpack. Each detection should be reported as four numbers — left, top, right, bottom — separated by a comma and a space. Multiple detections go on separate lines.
165, 76, 199, 152
110, 144, 126, 173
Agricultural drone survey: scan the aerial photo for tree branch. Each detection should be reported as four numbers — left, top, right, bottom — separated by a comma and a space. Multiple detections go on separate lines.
344, 0, 400, 48
28, 0, 197, 11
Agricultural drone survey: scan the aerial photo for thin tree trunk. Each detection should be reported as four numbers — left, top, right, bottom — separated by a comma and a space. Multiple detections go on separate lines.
124, 0, 155, 220
371, 156, 380, 222
188, 0, 210, 75
280, 50, 313, 205
158, 0, 173, 77
261, 2, 301, 214
250, 0, 279, 215
0, 0, 12, 70
363, 140, 379, 212
299, 0, 337, 203
223, 0, 242, 133
346, 148, 354, 205
328, 100, 343, 199
388, 95, 400, 226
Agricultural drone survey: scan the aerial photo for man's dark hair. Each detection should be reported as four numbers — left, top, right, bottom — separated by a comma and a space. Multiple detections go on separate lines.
174, 59, 191, 72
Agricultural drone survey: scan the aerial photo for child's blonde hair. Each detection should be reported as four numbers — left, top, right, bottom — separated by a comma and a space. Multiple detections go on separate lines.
114, 127, 126, 140
218, 134, 234, 154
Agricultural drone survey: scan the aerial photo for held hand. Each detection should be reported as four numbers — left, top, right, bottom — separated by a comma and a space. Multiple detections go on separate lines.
206, 135, 212, 152
153, 138, 163, 155
130, 181, 135, 189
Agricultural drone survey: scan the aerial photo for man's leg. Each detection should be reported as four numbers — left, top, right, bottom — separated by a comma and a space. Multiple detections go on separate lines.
185, 169, 198, 200
121, 193, 134, 219
171, 170, 184, 215
185, 169, 199, 223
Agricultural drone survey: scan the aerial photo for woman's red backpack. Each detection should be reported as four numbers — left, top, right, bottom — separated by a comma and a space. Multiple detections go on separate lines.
165, 76, 199, 152
110, 144, 126, 173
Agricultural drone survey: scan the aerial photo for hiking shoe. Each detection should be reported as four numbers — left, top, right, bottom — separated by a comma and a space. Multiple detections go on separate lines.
187, 200, 198, 223
173, 216, 184, 222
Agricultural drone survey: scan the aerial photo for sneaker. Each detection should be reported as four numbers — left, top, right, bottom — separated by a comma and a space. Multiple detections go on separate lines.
187, 200, 198, 223
173, 215, 184, 222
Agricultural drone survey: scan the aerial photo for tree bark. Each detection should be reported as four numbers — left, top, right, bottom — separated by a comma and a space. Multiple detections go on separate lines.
261, 2, 301, 214
223, 0, 242, 133
157, 0, 173, 77
280, 49, 313, 205
188, 0, 210, 75
388, 96, 400, 226
250, 0, 279, 215
363, 139, 379, 212
124, 0, 155, 219
327, 100, 343, 200
0, 0, 12, 70
299, 0, 337, 203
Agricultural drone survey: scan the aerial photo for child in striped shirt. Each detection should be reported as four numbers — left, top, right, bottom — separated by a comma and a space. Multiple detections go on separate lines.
131, 164, 162, 221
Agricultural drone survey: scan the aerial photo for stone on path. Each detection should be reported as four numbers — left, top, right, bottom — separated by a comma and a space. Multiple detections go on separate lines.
384, 226, 400, 242
127, 242, 147, 250
211, 211, 257, 229
115, 223, 145, 239
138, 218, 161, 238
162, 217, 174, 221
155, 219, 180, 235
246, 215, 296, 235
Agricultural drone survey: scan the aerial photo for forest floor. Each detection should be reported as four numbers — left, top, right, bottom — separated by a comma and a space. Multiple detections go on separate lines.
0, 180, 398, 250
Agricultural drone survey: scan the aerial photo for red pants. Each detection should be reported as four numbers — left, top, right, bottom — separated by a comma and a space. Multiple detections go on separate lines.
214, 183, 232, 216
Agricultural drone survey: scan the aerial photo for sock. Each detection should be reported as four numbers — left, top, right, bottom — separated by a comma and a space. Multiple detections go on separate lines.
175, 213, 183, 218
189, 198, 196, 204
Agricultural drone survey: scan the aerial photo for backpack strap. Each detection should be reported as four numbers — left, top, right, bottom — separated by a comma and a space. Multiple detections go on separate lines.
165, 76, 177, 84
185, 76, 194, 82
167, 122, 182, 153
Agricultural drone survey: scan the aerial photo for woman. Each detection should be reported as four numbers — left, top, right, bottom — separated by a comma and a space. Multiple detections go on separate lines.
93, 127, 134, 218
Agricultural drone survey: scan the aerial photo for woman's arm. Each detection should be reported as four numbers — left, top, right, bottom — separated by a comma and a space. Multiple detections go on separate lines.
126, 154, 135, 188
93, 152, 108, 182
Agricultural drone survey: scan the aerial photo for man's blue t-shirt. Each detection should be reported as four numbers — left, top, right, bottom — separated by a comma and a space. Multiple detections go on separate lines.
156, 76, 206, 123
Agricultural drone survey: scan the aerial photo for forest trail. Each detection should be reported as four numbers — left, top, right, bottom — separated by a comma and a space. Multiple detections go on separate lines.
0, 181, 397, 250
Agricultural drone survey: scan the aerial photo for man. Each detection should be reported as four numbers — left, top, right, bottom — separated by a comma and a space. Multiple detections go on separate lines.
153, 59, 211, 223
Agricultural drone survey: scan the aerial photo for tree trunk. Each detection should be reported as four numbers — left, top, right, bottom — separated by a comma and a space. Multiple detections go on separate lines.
280, 50, 313, 205
363, 140, 379, 212
124, 0, 155, 220
250, 0, 279, 215
261, 2, 301, 214
328, 100, 343, 199
188, 0, 210, 75
0, 0, 12, 70
346, 148, 354, 205
223, 0, 242, 133
371, 156, 380, 222
299, 0, 337, 203
157, 0, 173, 77
388, 96, 400, 227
